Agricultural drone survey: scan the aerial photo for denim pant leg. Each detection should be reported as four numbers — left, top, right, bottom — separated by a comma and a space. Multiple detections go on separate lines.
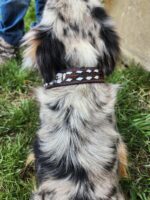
31, 0, 46, 28
35, 0, 46, 23
0, 0, 30, 46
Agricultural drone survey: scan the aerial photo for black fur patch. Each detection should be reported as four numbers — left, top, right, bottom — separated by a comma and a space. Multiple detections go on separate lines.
91, 7, 120, 75
100, 26, 120, 75
69, 22, 80, 33
91, 7, 108, 22
107, 186, 117, 198
46, 101, 60, 111
64, 106, 74, 125
63, 27, 69, 36
34, 136, 88, 184
70, 126, 87, 144
70, 181, 94, 200
51, 125, 61, 133
107, 114, 113, 123
58, 12, 66, 22
70, 192, 91, 200
88, 31, 96, 45
102, 143, 117, 172
38, 190, 56, 200
104, 156, 117, 172
35, 28, 67, 83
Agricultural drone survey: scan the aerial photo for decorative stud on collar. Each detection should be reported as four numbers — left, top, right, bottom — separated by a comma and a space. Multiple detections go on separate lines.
44, 67, 104, 89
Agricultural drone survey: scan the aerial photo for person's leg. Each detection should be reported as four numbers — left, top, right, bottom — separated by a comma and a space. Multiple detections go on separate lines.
31, 0, 46, 27
0, 0, 30, 46
35, 0, 46, 22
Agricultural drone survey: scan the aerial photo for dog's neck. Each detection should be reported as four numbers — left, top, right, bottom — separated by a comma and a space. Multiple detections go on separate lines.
44, 67, 104, 89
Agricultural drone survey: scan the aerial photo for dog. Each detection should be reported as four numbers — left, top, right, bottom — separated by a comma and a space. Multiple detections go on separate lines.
23, 0, 128, 199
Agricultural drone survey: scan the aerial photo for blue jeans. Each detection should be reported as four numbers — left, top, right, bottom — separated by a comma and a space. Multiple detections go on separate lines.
0, 0, 46, 46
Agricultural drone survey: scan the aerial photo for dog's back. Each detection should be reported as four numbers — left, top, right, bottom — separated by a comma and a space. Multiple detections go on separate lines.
33, 84, 126, 200
23, 0, 127, 199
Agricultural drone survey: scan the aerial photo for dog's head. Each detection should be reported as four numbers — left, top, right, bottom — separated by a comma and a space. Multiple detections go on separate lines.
23, 0, 120, 83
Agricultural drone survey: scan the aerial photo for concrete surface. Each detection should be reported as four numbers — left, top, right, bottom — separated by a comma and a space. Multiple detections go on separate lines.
105, 0, 150, 71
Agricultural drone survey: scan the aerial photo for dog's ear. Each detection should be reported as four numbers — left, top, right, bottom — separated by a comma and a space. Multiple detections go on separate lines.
22, 29, 40, 70
92, 7, 120, 75
22, 27, 66, 83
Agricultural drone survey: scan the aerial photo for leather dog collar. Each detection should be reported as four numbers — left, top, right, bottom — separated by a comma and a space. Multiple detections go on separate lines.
44, 67, 104, 89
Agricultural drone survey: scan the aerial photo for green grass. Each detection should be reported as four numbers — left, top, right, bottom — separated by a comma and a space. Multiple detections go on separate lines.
0, 60, 40, 200
108, 66, 150, 199
0, 2, 150, 200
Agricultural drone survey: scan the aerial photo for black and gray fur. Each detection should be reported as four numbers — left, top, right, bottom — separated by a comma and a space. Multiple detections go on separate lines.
23, 0, 127, 199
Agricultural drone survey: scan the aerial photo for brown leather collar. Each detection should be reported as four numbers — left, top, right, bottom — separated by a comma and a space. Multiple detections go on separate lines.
44, 67, 104, 89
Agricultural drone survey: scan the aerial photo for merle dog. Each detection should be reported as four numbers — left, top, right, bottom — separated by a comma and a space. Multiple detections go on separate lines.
23, 0, 127, 199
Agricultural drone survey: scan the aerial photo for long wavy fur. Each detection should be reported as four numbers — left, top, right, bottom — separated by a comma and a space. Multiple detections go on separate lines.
23, 1, 127, 199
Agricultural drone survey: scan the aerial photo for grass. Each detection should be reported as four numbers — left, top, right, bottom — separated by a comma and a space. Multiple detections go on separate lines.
108, 66, 150, 199
0, 60, 40, 200
0, 2, 150, 200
